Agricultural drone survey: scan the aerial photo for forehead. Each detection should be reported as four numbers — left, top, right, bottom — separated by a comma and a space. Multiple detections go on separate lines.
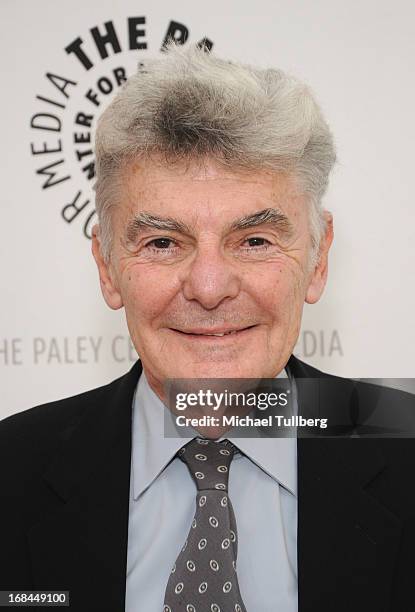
117, 155, 306, 225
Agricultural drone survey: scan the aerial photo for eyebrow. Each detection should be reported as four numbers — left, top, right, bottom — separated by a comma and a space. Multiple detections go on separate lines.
124, 207, 294, 244
226, 207, 295, 237
125, 212, 192, 244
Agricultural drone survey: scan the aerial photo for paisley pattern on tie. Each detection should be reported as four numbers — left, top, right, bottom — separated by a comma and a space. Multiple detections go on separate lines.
163, 437, 247, 612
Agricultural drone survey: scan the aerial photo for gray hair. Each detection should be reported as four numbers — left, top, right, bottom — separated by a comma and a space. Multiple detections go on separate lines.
94, 43, 336, 265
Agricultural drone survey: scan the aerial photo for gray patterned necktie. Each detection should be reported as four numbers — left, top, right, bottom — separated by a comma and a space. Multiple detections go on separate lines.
163, 437, 248, 612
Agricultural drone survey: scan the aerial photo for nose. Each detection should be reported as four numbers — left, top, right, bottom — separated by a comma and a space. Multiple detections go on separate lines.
181, 242, 241, 310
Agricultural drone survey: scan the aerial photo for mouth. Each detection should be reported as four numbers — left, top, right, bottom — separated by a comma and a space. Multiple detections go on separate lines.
168, 325, 258, 339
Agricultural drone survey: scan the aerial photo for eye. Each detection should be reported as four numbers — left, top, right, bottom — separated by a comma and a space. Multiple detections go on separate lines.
146, 238, 175, 249
244, 237, 271, 248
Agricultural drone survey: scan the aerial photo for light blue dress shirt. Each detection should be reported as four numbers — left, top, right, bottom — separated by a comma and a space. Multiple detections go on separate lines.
125, 369, 298, 612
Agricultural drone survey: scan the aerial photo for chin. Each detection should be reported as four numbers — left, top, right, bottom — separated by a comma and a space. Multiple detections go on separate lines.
179, 361, 262, 380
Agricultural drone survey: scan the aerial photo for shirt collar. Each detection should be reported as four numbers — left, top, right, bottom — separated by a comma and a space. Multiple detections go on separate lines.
131, 367, 297, 501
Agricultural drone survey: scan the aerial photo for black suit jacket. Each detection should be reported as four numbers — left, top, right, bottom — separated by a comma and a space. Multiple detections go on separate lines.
1, 356, 415, 611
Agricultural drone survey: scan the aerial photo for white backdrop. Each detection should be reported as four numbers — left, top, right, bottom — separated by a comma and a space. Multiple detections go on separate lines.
1, 0, 414, 419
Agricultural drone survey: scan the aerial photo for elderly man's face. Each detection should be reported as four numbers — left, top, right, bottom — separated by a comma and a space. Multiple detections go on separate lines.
93, 156, 333, 398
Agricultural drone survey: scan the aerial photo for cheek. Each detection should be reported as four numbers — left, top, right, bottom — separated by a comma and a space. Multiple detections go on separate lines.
121, 266, 178, 324
248, 265, 305, 320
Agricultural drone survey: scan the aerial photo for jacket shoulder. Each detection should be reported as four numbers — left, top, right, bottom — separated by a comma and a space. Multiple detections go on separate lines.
288, 354, 347, 381
0, 371, 129, 453
291, 355, 412, 400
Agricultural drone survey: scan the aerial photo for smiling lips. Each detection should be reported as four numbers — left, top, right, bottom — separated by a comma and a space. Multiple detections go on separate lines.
171, 325, 256, 337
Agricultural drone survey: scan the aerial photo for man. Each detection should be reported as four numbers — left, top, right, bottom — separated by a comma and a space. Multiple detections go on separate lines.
1, 44, 414, 611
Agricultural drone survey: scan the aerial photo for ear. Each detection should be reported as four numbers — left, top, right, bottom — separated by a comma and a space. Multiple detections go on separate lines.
91, 224, 123, 310
305, 211, 334, 304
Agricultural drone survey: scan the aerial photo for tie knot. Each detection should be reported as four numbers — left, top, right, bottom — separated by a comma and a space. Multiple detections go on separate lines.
178, 437, 235, 491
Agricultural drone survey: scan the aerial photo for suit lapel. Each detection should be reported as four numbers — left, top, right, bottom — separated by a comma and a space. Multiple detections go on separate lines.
27, 361, 142, 611
289, 356, 403, 612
